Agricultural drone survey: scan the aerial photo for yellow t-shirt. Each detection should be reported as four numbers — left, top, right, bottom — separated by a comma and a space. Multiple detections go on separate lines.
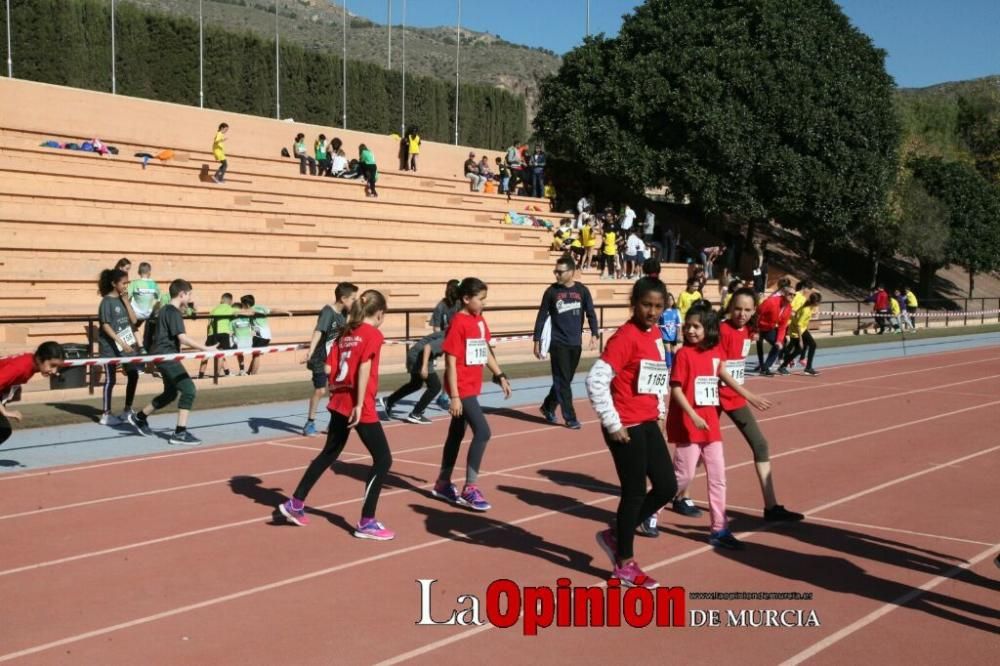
603, 231, 617, 256
544, 184, 556, 199
905, 290, 918, 308
678, 289, 702, 318
791, 292, 807, 312
407, 134, 421, 155
890, 298, 900, 316
581, 225, 594, 248
722, 293, 732, 311
213, 131, 226, 161
789, 305, 815, 338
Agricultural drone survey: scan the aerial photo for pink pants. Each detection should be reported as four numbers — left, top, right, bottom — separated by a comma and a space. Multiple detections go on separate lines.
674, 441, 727, 532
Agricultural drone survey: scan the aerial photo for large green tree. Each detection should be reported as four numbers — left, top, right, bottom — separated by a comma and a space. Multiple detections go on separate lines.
535, 0, 900, 246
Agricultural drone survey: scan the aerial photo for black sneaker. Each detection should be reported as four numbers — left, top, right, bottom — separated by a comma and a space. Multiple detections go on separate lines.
777, 366, 790, 376
764, 505, 805, 522
710, 529, 745, 550
540, 405, 557, 424
406, 412, 432, 425
169, 430, 202, 446
671, 497, 703, 517
126, 412, 153, 437
565, 419, 582, 430
803, 368, 820, 376
637, 515, 659, 538
761, 369, 776, 377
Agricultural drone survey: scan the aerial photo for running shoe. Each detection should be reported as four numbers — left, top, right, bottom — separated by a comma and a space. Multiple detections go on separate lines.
777, 366, 791, 376
99, 412, 122, 426
596, 528, 618, 566
431, 480, 461, 505
803, 368, 820, 376
710, 528, 744, 550
406, 412, 432, 425
354, 518, 395, 541
126, 411, 153, 437
761, 369, 776, 377
302, 420, 318, 436
169, 430, 202, 446
118, 409, 136, 423
637, 514, 659, 538
458, 485, 491, 511
613, 560, 659, 589
540, 405, 558, 424
671, 497, 703, 517
279, 500, 310, 526
565, 419, 582, 430
764, 505, 805, 522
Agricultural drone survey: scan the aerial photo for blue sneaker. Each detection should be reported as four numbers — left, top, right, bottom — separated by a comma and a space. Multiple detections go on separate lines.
431, 480, 460, 505
565, 419, 582, 430
709, 528, 744, 550
458, 485, 491, 511
303, 420, 318, 437
540, 405, 557, 424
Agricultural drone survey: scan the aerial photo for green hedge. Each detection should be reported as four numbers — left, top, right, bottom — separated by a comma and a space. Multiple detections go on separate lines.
2, 0, 527, 148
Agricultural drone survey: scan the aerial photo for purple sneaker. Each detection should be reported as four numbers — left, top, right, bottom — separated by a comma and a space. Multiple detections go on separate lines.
431, 480, 460, 505
279, 500, 309, 526
354, 518, 395, 541
613, 560, 659, 589
458, 485, 491, 511
596, 528, 618, 567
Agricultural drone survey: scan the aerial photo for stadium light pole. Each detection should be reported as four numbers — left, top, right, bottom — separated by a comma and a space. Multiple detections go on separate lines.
110, 0, 116, 94
386, 0, 391, 70
454, 0, 460, 145
400, 0, 406, 135
198, 0, 204, 108
5, 0, 12, 78
342, 0, 347, 128
586, 0, 590, 37
275, 0, 281, 119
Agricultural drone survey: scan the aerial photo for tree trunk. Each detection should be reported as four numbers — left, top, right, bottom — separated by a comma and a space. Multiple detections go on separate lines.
968, 270, 975, 298
869, 249, 880, 289
917, 260, 938, 299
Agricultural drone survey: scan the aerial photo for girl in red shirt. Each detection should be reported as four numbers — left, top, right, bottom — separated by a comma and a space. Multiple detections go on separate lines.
279, 290, 396, 540
586, 278, 675, 588
667, 304, 771, 550
0, 342, 64, 445
432, 278, 512, 512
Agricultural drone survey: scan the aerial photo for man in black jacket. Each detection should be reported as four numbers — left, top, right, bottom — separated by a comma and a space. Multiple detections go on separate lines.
533, 255, 600, 429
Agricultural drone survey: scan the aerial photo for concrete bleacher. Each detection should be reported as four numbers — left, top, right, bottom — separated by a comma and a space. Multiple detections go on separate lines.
0, 78, 712, 400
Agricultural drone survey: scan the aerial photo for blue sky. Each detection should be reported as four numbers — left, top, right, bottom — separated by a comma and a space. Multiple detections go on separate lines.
345, 0, 999, 88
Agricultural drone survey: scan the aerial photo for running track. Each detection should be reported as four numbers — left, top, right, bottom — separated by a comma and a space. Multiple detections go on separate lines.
0, 347, 998, 664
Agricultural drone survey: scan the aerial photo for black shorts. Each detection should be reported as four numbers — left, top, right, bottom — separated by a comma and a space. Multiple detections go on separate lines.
252, 336, 270, 348
206, 333, 233, 350
311, 368, 328, 390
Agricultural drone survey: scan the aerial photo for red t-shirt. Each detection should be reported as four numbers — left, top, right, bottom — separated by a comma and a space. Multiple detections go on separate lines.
600, 320, 664, 427
666, 345, 723, 444
326, 323, 383, 424
756, 294, 792, 341
0, 353, 36, 398
442, 311, 491, 399
718, 320, 752, 412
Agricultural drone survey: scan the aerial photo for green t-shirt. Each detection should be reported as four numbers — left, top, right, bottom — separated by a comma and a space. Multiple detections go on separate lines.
208, 303, 236, 336
150, 304, 185, 355
315, 140, 327, 161
360, 148, 376, 165
252, 305, 272, 340
98, 295, 136, 356
231, 311, 254, 348
128, 278, 160, 320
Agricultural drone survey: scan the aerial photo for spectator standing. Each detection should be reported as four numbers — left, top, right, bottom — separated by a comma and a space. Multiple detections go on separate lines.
530, 146, 547, 198
505, 141, 523, 195
315, 134, 331, 177
198, 293, 236, 379
359, 144, 378, 198
212, 123, 229, 184
620, 204, 636, 233
465, 151, 485, 192
407, 127, 421, 172
127, 262, 160, 336
495, 157, 511, 195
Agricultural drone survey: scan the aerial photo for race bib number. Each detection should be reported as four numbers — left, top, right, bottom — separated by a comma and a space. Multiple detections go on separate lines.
725, 360, 745, 386
636, 360, 670, 395
466, 338, 488, 366
753, 269, 762, 277
115, 327, 137, 352
741, 339, 752, 357
694, 376, 720, 406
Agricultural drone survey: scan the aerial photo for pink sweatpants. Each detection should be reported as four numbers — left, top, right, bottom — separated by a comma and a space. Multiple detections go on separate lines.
674, 441, 727, 532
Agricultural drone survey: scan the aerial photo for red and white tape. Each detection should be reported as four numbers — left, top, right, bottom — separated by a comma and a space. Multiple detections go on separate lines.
60, 343, 309, 368
816, 309, 1000, 320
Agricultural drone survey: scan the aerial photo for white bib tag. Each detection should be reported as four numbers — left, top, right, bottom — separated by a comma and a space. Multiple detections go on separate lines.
637, 359, 670, 395
753, 268, 762, 277
694, 376, 720, 406
725, 360, 745, 386
115, 327, 137, 352
741, 339, 752, 357
465, 338, 488, 366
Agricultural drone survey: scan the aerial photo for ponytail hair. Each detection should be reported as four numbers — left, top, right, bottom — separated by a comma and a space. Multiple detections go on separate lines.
444, 279, 461, 307
99, 268, 128, 296
345, 289, 387, 332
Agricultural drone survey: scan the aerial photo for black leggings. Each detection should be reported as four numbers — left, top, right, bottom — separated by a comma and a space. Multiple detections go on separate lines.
386, 371, 442, 415
103, 365, 138, 413
293, 410, 393, 519
0, 413, 11, 446
361, 163, 378, 195
723, 405, 770, 462
780, 330, 816, 369
439, 396, 491, 486
604, 421, 677, 561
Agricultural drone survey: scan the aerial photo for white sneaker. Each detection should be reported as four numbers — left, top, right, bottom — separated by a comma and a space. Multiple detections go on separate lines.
118, 409, 136, 422
99, 413, 123, 426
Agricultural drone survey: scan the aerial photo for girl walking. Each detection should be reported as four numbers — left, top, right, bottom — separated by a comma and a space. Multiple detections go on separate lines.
97, 268, 140, 426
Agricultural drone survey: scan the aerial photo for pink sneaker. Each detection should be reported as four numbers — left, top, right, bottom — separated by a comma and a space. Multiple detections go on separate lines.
613, 560, 658, 589
596, 528, 618, 567
799, 358, 808, 367
279, 500, 309, 526
354, 518, 395, 541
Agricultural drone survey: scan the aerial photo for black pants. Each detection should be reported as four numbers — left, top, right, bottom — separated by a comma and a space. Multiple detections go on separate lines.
386, 370, 442, 415
0, 413, 11, 446
604, 422, 677, 561
103, 364, 139, 413
439, 396, 491, 486
299, 155, 317, 176
756, 329, 781, 371
781, 331, 816, 370
542, 343, 582, 421
361, 163, 378, 195
316, 158, 332, 177
293, 410, 393, 518
214, 159, 228, 181
151, 361, 196, 411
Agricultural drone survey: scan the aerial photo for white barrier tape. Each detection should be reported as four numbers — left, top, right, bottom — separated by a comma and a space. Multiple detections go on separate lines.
60, 344, 308, 368
816, 309, 1000, 320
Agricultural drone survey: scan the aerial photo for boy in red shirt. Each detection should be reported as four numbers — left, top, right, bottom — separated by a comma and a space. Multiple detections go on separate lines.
0, 342, 65, 445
